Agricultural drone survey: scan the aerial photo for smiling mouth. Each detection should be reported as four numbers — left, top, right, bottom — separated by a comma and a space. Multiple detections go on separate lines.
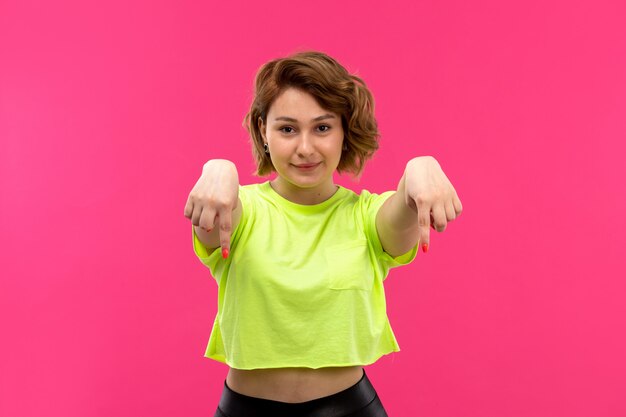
293, 162, 321, 169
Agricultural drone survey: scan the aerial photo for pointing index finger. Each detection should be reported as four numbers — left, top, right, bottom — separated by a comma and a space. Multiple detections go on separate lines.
218, 209, 233, 259
417, 201, 431, 253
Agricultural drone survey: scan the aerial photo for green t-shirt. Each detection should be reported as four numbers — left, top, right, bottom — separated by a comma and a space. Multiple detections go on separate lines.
192, 181, 418, 369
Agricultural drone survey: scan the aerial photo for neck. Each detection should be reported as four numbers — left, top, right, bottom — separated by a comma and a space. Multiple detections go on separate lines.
271, 177, 338, 205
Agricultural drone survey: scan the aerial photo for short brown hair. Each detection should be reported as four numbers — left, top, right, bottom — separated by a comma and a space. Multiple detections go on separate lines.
243, 51, 380, 176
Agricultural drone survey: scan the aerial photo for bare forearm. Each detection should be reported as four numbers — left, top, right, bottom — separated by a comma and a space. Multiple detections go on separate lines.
375, 164, 422, 257
385, 172, 421, 232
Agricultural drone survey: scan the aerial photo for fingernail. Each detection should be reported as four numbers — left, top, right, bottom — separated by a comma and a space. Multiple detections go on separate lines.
222, 248, 229, 259
422, 243, 429, 253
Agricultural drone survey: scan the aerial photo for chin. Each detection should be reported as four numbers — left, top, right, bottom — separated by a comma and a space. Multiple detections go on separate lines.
288, 178, 324, 189
284, 172, 330, 189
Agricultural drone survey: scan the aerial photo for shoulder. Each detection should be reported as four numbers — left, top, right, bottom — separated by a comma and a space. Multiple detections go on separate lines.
237, 182, 266, 206
333, 187, 397, 228
352, 188, 396, 213
239, 182, 262, 196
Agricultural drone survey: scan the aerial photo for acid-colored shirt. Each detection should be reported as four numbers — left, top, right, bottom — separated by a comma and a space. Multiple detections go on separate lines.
192, 181, 418, 370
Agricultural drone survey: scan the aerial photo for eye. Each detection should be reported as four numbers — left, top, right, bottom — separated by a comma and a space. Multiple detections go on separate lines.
317, 125, 331, 132
279, 126, 295, 134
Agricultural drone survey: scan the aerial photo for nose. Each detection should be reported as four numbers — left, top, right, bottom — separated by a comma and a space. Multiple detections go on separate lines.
296, 133, 315, 158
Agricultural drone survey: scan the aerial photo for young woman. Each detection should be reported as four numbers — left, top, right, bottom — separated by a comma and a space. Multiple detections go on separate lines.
184, 51, 462, 417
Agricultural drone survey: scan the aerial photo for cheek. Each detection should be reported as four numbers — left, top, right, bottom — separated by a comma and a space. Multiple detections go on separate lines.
330, 140, 344, 158
270, 146, 291, 164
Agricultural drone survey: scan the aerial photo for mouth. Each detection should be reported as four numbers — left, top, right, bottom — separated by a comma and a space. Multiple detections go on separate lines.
292, 162, 321, 171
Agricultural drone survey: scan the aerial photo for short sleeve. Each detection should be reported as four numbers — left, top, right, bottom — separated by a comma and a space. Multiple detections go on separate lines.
192, 224, 221, 271
191, 184, 251, 280
361, 190, 419, 271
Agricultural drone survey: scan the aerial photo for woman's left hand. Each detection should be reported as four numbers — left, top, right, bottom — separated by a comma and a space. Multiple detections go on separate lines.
403, 156, 463, 252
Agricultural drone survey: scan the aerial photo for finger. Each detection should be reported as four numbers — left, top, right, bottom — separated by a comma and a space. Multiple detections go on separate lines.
217, 209, 233, 259
199, 207, 217, 232
187, 194, 208, 227
431, 204, 447, 233
416, 200, 431, 253
184, 195, 193, 219
453, 193, 463, 216
185, 193, 201, 220
190, 202, 203, 227
445, 201, 457, 222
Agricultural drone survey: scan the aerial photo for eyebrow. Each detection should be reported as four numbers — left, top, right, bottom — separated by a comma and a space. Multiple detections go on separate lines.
274, 114, 336, 123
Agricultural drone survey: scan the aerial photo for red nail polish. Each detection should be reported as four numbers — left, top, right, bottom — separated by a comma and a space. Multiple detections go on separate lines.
422, 243, 429, 253
222, 248, 229, 259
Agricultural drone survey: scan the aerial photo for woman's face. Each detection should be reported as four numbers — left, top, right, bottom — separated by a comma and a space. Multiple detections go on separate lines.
259, 87, 344, 196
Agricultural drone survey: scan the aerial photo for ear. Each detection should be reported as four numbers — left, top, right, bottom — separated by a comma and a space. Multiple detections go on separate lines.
258, 117, 267, 142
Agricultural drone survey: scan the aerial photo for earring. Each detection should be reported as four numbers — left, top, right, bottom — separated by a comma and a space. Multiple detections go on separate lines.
264, 143, 269, 154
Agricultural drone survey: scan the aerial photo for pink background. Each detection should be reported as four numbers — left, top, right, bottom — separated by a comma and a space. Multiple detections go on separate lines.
1, 0, 625, 416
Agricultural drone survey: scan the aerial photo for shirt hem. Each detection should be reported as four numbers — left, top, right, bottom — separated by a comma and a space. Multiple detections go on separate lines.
203, 348, 401, 370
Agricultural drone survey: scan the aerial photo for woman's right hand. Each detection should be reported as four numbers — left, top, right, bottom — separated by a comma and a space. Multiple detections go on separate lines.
184, 159, 240, 258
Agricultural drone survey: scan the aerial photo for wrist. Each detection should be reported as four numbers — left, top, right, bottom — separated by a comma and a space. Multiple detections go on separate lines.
203, 159, 236, 172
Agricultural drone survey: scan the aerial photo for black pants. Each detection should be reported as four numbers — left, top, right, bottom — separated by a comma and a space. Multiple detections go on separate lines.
213, 368, 389, 417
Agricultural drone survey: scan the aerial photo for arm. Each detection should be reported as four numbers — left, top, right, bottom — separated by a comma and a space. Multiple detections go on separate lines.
193, 199, 242, 250
375, 156, 463, 257
184, 159, 241, 258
